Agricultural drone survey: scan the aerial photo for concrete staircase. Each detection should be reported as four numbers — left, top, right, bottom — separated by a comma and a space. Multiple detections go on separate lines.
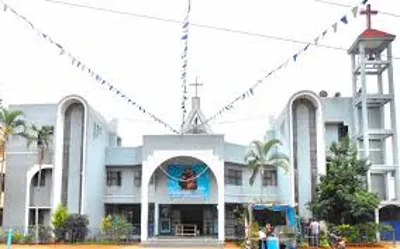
140, 236, 224, 248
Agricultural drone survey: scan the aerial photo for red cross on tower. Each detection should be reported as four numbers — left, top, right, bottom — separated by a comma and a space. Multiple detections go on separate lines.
360, 4, 378, 30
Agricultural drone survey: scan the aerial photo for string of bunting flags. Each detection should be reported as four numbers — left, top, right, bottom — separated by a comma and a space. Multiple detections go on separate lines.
204, 0, 369, 124
0, 1, 180, 134
180, 0, 191, 133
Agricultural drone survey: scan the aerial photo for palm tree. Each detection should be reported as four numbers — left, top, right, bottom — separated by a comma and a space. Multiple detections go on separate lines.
245, 139, 289, 186
23, 124, 54, 243
244, 139, 289, 243
0, 107, 26, 195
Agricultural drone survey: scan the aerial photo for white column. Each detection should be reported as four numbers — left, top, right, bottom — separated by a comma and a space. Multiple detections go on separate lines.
154, 203, 159, 236
141, 176, 149, 241
52, 110, 65, 210
217, 166, 225, 242
360, 42, 371, 191
375, 208, 380, 242
351, 54, 359, 137
385, 172, 390, 201
387, 43, 400, 200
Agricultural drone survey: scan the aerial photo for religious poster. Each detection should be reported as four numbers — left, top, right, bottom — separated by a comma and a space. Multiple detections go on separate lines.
167, 164, 209, 199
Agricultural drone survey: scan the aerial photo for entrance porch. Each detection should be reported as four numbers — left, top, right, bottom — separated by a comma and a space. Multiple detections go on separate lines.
156, 204, 217, 237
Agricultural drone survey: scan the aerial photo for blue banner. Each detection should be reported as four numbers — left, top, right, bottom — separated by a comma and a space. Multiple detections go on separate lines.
167, 164, 209, 199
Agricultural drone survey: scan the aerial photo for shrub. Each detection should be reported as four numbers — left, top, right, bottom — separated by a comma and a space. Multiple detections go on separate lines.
101, 214, 133, 242
64, 214, 89, 242
333, 222, 394, 244
52, 204, 68, 241
38, 225, 53, 243
12, 230, 22, 243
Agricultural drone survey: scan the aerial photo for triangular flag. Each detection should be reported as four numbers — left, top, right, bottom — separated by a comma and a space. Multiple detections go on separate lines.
332, 23, 338, 33
322, 30, 328, 37
361, 0, 368, 5
304, 43, 310, 51
293, 54, 298, 62
249, 88, 254, 95
314, 37, 319, 45
352, 6, 358, 18
181, 34, 188, 40
340, 15, 348, 24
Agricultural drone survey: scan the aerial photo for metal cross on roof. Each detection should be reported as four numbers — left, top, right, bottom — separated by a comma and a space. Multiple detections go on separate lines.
189, 76, 203, 97
360, 4, 378, 30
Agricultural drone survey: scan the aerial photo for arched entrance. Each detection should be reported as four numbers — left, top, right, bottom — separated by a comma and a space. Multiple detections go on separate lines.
141, 150, 224, 243
379, 204, 400, 241
147, 156, 218, 238
24, 164, 53, 233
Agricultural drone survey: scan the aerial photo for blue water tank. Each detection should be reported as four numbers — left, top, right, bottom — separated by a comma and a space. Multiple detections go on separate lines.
267, 236, 279, 249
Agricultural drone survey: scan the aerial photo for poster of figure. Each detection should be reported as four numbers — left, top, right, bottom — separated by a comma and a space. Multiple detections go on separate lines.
167, 164, 209, 199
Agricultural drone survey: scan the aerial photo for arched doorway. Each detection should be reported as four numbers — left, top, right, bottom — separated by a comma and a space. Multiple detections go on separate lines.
141, 150, 224, 243
24, 164, 53, 233
146, 156, 218, 238
379, 205, 400, 241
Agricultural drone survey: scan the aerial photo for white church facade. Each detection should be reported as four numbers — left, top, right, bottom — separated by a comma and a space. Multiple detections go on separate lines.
2, 94, 293, 246
1, 4, 400, 245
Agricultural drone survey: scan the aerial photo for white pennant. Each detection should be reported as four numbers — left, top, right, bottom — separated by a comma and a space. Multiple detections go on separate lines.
351, 6, 358, 18
332, 23, 338, 33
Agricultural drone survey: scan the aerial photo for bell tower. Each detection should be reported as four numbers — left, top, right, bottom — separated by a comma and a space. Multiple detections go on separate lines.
348, 4, 399, 202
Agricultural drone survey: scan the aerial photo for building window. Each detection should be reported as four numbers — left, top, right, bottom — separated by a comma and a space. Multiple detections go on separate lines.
32, 171, 46, 187
134, 170, 142, 187
29, 209, 45, 225
93, 122, 102, 140
338, 123, 348, 140
225, 169, 242, 186
262, 167, 277, 186
107, 171, 121, 186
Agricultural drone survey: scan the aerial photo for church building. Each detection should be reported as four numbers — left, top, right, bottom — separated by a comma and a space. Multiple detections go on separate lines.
2, 92, 292, 246
1, 3, 399, 245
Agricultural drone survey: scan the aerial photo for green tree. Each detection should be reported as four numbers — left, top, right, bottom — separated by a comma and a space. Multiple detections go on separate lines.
0, 108, 26, 196
245, 139, 289, 186
308, 136, 381, 225
23, 124, 54, 243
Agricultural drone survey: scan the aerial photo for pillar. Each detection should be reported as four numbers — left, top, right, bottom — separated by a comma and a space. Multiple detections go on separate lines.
387, 43, 400, 200
140, 179, 149, 241
217, 171, 225, 242
360, 42, 372, 191
154, 203, 159, 236
375, 208, 380, 242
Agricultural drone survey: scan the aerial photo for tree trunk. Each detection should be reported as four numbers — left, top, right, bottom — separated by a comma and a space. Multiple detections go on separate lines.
35, 147, 44, 244
0, 142, 5, 194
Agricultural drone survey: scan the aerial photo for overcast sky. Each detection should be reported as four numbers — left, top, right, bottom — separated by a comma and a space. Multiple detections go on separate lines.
0, 0, 399, 146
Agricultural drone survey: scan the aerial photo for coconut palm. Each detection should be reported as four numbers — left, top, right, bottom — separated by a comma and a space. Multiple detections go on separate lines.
23, 124, 54, 243
245, 139, 289, 186
0, 108, 26, 194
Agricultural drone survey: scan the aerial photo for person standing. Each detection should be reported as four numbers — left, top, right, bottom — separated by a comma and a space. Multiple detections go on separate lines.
259, 228, 267, 249
310, 218, 319, 247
